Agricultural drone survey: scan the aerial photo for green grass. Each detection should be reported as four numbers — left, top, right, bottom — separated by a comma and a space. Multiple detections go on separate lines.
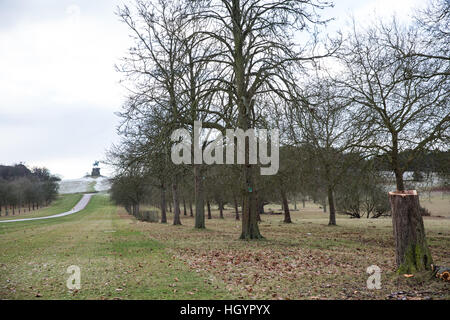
134, 201, 449, 300
0, 195, 231, 300
420, 191, 450, 218
0, 193, 83, 221
0, 195, 448, 300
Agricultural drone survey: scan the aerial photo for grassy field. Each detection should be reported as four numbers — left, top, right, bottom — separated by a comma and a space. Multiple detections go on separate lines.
0, 194, 448, 300
0, 194, 83, 221
0, 195, 230, 299
421, 191, 450, 218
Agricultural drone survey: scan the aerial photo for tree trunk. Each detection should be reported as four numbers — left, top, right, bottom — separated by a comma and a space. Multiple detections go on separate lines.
232, 0, 262, 240
257, 199, 265, 215
172, 182, 182, 225
183, 198, 187, 216
234, 196, 239, 220
189, 200, 193, 217
391, 134, 405, 192
302, 199, 306, 208
255, 192, 261, 222
132, 203, 139, 217
169, 201, 172, 213
328, 186, 336, 226
219, 201, 224, 219
281, 188, 292, 223
240, 166, 263, 239
394, 169, 405, 191
389, 190, 432, 273
207, 199, 212, 219
194, 164, 205, 228
160, 184, 167, 223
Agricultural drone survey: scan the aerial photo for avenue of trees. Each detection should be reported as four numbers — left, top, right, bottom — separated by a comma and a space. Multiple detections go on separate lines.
0, 164, 60, 216
108, 0, 449, 273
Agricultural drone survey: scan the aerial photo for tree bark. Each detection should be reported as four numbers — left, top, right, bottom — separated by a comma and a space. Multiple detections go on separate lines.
132, 203, 140, 217
240, 179, 262, 239
240, 166, 263, 239
394, 168, 405, 191
172, 182, 182, 225
281, 188, 292, 223
391, 134, 405, 191
389, 190, 432, 273
328, 186, 336, 226
207, 199, 212, 219
219, 200, 224, 219
257, 199, 265, 215
189, 200, 193, 217
183, 198, 187, 216
194, 164, 205, 228
160, 184, 167, 223
234, 196, 239, 220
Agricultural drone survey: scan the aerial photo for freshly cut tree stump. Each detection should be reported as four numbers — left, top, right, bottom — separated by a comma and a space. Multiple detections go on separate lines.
389, 190, 433, 274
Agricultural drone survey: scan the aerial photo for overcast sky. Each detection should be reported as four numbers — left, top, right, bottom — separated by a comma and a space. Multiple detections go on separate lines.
0, 0, 424, 179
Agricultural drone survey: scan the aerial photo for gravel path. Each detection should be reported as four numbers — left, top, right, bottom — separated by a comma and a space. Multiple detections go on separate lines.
0, 194, 94, 223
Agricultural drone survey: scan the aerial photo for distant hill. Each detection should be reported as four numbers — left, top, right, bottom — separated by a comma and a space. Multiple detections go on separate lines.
58, 176, 111, 194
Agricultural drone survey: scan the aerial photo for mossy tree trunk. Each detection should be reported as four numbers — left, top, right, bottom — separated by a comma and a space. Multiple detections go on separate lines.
389, 190, 433, 274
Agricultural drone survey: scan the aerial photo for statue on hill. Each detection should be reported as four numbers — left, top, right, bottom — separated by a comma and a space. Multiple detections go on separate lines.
91, 161, 101, 177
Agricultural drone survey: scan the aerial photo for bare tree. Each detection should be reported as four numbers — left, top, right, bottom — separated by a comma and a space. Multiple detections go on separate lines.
287, 75, 366, 225
188, 0, 337, 239
337, 18, 449, 191
337, 17, 449, 273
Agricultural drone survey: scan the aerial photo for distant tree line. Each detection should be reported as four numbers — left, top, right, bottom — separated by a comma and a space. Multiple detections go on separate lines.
374, 150, 449, 174
0, 164, 60, 216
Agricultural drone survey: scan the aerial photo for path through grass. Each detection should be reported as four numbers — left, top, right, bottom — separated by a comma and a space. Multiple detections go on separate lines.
0, 195, 230, 299
1, 195, 448, 300
0, 194, 83, 221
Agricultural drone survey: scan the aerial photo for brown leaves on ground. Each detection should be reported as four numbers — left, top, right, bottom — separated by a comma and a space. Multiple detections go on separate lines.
125, 207, 450, 300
